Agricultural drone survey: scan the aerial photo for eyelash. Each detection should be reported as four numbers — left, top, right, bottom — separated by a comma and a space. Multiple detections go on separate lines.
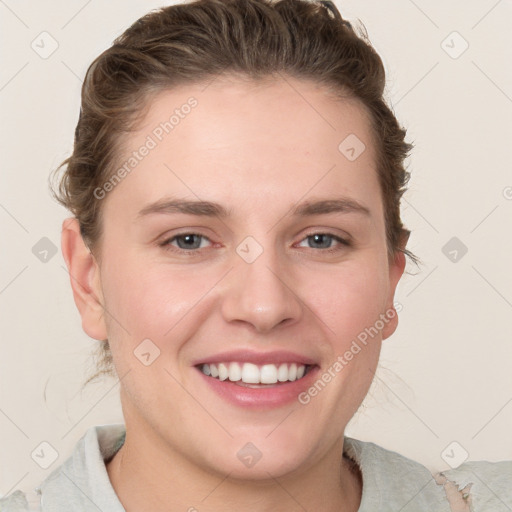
159, 231, 351, 255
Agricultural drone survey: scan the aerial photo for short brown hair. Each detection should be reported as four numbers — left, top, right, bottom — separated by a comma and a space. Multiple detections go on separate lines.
50, 0, 417, 386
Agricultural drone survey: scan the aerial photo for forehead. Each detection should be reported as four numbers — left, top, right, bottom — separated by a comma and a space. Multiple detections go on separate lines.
103, 75, 382, 222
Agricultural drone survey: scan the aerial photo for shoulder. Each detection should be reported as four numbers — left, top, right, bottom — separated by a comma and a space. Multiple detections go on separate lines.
344, 436, 512, 512
344, 436, 450, 511
437, 459, 512, 511
1, 424, 126, 512
0, 489, 41, 512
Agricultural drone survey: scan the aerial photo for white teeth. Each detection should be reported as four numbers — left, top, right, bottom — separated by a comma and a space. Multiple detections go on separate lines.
201, 362, 309, 384
242, 363, 260, 384
260, 364, 278, 384
228, 362, 242, 382
277, 363, 288, 382
218, 363, 229, 381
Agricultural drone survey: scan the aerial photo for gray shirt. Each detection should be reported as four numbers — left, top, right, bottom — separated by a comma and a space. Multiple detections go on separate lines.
1, 424, 510, 511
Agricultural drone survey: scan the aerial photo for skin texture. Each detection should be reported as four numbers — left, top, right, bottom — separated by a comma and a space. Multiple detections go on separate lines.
61, 75, 406, 512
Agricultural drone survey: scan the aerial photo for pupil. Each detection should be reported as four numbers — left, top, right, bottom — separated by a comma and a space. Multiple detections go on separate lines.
312, 234, 330, 248
179, 235, 200, 249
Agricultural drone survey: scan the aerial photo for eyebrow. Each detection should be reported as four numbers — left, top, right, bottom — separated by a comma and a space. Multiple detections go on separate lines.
136, 197, 371, 220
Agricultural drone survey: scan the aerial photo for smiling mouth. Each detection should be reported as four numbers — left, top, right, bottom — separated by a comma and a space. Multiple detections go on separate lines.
198, 362, 313, 387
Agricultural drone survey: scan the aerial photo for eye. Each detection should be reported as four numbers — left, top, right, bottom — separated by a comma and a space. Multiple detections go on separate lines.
160, 233, 212, 252
159, 231, 351, 255
296, 232, 351, 252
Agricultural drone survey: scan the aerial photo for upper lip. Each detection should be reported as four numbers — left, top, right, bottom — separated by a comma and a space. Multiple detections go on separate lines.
192, 349, 318, 366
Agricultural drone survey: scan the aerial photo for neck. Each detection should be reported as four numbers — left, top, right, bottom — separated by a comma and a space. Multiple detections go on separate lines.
106, 426, 362, 512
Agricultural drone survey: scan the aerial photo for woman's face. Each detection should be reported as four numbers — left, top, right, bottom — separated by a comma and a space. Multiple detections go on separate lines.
75, 75, 405, 478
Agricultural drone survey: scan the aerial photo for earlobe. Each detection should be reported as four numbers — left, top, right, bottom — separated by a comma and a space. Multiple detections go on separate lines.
382, 248, 407, 340
61, 217, 108, 341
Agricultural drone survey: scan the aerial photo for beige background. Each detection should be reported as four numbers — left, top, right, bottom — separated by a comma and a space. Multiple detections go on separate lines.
1, 0, 511, 498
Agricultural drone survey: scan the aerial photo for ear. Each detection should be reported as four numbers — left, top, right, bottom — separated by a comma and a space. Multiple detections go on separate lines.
61, 217, 108, 341
381, 230, 409, 340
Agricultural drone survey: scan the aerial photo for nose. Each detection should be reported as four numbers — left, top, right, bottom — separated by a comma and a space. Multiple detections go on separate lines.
220, 246, 303, 334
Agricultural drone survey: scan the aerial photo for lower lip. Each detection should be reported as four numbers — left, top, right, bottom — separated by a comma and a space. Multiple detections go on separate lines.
195, 366, 320, 409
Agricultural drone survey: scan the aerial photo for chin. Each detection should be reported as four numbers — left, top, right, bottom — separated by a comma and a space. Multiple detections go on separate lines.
196, 429, 316, 481
212, 452, 309, 482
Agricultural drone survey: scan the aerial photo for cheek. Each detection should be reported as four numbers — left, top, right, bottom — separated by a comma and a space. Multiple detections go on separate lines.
99, 259, 203, 397
305, 258, 388, 344
101, 253, 213, 348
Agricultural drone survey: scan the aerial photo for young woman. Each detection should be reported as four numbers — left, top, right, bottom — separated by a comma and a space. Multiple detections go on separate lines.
1, 0, 509, 510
